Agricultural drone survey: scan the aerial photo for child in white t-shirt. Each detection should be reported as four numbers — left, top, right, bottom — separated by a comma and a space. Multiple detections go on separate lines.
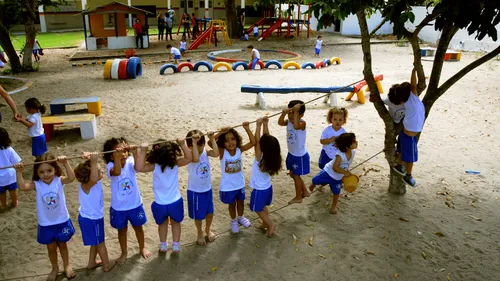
167, 44, 181, 64
0, 128, 21, 209
179, 37, 188, 57
314, 35, 326, 57
253, 26, 259, 39
15, 97, 48, 157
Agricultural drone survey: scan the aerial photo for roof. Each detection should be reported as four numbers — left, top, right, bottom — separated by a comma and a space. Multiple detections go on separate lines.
78, 1, 153, 15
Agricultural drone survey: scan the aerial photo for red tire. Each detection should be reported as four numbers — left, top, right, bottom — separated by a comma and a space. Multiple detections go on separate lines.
248, 60, 265, 70
118, 59, 129, 79
177, 62, 194, 72
315, 61, 326, 69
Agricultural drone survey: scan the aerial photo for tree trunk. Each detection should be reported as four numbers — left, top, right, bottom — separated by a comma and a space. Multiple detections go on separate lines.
356, 9, 406, 195
0, 23, 22, 73
22, 0, 38, 71
224, 0, 238, 38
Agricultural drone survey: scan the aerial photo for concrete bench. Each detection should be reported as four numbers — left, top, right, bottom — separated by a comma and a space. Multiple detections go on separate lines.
42, 114, 97, 142
50, 96, 102, 116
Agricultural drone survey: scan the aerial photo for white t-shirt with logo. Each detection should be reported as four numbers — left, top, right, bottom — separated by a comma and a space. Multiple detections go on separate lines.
324, 150, 356, 180
219, 148, 245, 192
287, 120, 307, 157
320, 126, 346, 159
27, 112, 44, 137
78, 181, 104, 220
106, 157, 142, 211
180, 41, 187, 49
249, 155, 271, 190
383, 98, 406, 124
187, 149, 212, 193
315, 40, 323, 49
403, 93, 425, 132
35, 176, 70, 226
0, 147, 22, 186
153, 164, 181, 205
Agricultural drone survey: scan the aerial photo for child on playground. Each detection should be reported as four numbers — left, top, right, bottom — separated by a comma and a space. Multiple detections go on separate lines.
250, 117, 282, 237
309, 133, 358, 214
15, 98, 48, 157
215, 122, 255, 233
32, 37, 43, 62
14, 153, 76, 281
74, 152, 116, 272
247, 45, 261, 70
186, 130, 219, 245
167, 44, 181, 64
179, 37, 188, 57
103, 137, 151, 263
0, 128, 22, 209
389, 68, 425, 187
253, 26, 259, 39
314, 35, 326, 57
240, 32, 249, 41
278, 100, 310, 204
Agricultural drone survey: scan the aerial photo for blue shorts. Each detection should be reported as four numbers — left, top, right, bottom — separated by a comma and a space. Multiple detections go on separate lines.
396, 131, 418, 163
220, 188, 245, 204
32, 49, 42, 55
187, 189, 214, 220
251, 58, 260, 70
174, 54, 181, 59
78, 215, 105, 246
254, 32, 259, 38
109, 204, 147, 230
151, 198, 184, 224
180, 48, 186, 53
32, 134, 48, 157
318, 149, 332, 170
286, 152, 310, 176
0, 182, 17, 193
315, 48, 320, 55
37, 219, 75, 245
312, 170, 343, 195
250, 186, 273, 212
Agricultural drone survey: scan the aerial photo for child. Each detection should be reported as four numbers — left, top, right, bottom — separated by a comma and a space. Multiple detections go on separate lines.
179, 37, 188, 57
74, 152, 116, 272
250, 117, 282, 237
14, 153, 76, 281
309, 133, 358, 214
215, 122, 255, 233
15, 98, 48, 157
278, 100, 311, 204
240, 32, 249, 41
253, 25, 259, 39
314, 35, 326, 57
384, 93, 406, 124
135, 139, 192, 253
0, 128, 22, 209
389, 68, 425, 187
167, 44, 181, 64
247, 45, 261, 70
103, 137, 151, 263
32, 37, 43, 62
186, 130, 219, 245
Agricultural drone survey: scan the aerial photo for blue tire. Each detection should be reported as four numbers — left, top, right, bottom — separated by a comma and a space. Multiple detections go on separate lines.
301, 62, 316, 69
264, 60, 282, 69
193, 61, 213, 71
323, 59, 332, 66
127, 57, 142, 79
232, 61, 248, 71
159, 63, 178, 75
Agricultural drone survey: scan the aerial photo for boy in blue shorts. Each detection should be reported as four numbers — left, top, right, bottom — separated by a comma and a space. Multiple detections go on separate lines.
247, 45, 261, 70
278, 100, 311, 204
253, 26, 259, 39
314, 35, 326, 57
167, 44, 181, 64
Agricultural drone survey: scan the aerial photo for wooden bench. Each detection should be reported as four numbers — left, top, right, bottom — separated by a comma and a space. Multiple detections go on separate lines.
50, 96, 102, 116
42, 114, 97, 142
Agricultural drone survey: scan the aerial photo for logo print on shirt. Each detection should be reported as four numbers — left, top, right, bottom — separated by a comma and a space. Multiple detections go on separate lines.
394, 108, 405, 121
287, 130, 296, 144
196, 162, 210, 179
225, 159, 242, 174
118, 178, 133, 197
42, 192, 60, 210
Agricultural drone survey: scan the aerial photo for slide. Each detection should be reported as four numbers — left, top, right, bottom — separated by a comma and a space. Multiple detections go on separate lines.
189, 27, 213, 50
246, 17, 266, 34
258, 18, 284, 41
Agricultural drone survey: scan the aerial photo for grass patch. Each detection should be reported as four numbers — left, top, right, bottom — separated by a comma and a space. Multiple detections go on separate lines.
10, 31, 84, 50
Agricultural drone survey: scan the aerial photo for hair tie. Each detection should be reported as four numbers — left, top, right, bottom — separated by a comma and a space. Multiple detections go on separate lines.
154, 145, 159, 150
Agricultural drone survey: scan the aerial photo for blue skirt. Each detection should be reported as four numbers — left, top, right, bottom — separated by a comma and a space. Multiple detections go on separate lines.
32, 134, 48, 157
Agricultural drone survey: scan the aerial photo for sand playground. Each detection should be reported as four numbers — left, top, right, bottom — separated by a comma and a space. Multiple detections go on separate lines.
0, 33, 499, 281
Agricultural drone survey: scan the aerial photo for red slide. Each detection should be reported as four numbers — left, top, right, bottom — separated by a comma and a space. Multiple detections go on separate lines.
188, 27, 213, 50
247, 17, 266, 34
258, 18, 284, 41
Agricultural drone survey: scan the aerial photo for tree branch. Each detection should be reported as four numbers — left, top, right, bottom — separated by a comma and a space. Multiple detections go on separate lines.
369, 15, 389, 37
414, 11, 439, 37
24, 0, 38, 20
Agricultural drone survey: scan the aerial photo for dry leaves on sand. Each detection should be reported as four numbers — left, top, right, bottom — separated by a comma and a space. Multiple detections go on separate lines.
292, 233, 297, 245
399, 217, 409, 222
308, 234, 314, 246
468, 215, 482, 221
434, 231, 445, 237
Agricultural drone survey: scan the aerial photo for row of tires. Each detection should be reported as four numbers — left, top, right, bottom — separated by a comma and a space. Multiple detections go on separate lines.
103, 57, 143, 80
159, 57, 341, 75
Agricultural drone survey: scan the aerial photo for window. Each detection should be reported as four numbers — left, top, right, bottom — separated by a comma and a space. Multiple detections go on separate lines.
209, 1, 212, 8
181, 1, 185, 8
200, 1, 204, 8
188, 1, 193, 8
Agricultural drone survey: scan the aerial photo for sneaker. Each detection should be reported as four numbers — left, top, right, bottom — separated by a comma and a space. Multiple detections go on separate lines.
237, 216, 251, 228
172, 242, 181, 253
231, 219, 239, 233
403, 175, 417, 187
159, 242, 168, 252
392, 165, 406, 176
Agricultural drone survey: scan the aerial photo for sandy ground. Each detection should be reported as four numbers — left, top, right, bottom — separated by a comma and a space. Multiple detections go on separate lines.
0, 33, 499, 281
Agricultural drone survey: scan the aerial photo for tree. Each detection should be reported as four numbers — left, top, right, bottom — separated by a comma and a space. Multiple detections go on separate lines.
308, 0, 500, 194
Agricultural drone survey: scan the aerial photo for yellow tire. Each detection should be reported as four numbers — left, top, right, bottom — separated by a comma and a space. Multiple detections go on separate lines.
330, 57, 341, 65
283, 61, 301, 70
213, 62, 233, 72
103, 60, 113, 79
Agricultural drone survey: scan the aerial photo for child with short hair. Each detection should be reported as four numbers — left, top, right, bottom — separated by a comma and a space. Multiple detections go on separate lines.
215, 122, 255, 233
314, 35, 326, 57
309, 133, 358, 214
278, 100, 310, 204
74, 152, 116, 272
135, 138, 192, 253
103, 137, 151, 263
15, 97, 48, 157
32, 37, 43, 62
186, 130, 219, 245
247, 45, 261, 70
251, 117, 282, 237
389, 68, 425, 187
14, 153, 76, 281
240, 32, 249, 41
253, 26, 259, 39
0, 128, 22, 209
179, 37, 188, 57
167, 44, 181, 64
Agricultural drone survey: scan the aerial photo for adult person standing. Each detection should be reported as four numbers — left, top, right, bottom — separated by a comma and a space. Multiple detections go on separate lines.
191, 13, 199, 39
238, 9, 245, 37
182, 12, 191, 39
168, 7, 175, 23
165, 16, 174, 41
134, 18, 144, 49
0, 85, 22, 123
157, 12, 165, 41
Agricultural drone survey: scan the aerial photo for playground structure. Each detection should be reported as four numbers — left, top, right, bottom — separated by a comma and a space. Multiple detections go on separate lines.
207, 49, 301, 63
0, 76, 34, 95
188, 20, 231, 50
176, 14, 213, 38
103, 57, 142, 79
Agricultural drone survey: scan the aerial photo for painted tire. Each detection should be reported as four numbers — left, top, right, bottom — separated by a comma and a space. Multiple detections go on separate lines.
118, 59, 129, 80
159, 63, 179, 75
232, 61, 248, 71
283, 61, 301, 69
323, 59, 332, 66
264, 60, 282, 69
193, 61, 213, 72
177, 62, 194, 72
301, 62, 316, 69
330, 57, 341, 65
248, 60, 265, 70
213, 62, 232, 72
127, 57, 142, 79
110, 59, 121, 80
316, 61, 326, 69
103, 60, 113, 79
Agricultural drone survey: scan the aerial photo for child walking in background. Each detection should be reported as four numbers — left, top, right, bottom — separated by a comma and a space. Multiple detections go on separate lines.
103, 137, 151, 263
135, 139, 192, 253
250, 117, 282, 237
15, 98, 48, 157
186, 130, 219, 246
314, 35, 326, 57
215, 122, 255, 233
14, 153, 76, 281
32, 37, 43, 62
278, 100, 311, 204
74, 152, 116, 272
0, 128, 22, 209
179, 37, 188, 57
167, 44, 181, 64
253, 25, 259, 39
309, 133, 358, 214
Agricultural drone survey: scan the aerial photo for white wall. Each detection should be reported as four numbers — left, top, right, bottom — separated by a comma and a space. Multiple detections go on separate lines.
340, 11, 393, 35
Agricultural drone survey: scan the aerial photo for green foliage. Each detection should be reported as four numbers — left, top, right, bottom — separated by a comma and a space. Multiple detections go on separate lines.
0, 0, 67, 30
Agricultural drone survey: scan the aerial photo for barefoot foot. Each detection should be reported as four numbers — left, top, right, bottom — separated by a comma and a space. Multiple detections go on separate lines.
303, 190, 311, 198
206, 231, 217, 242
196, 233, 207, 246
308, 185, 315, 192
116, 252, 127, 264
46, 267, 58, 281
256, 223, 268, 230
103, 260, 116, 272
329, 207, 338, 214
318, 186, 324, 193
64, 265, 76, 279
267, 224, 276, 238
288, 198, 302, 205
141, 248, 152, 259
87, 260, 102, 270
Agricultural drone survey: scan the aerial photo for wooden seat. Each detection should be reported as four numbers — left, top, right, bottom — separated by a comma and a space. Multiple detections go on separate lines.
42, 114, 97, 142
50, 96, 102, 116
